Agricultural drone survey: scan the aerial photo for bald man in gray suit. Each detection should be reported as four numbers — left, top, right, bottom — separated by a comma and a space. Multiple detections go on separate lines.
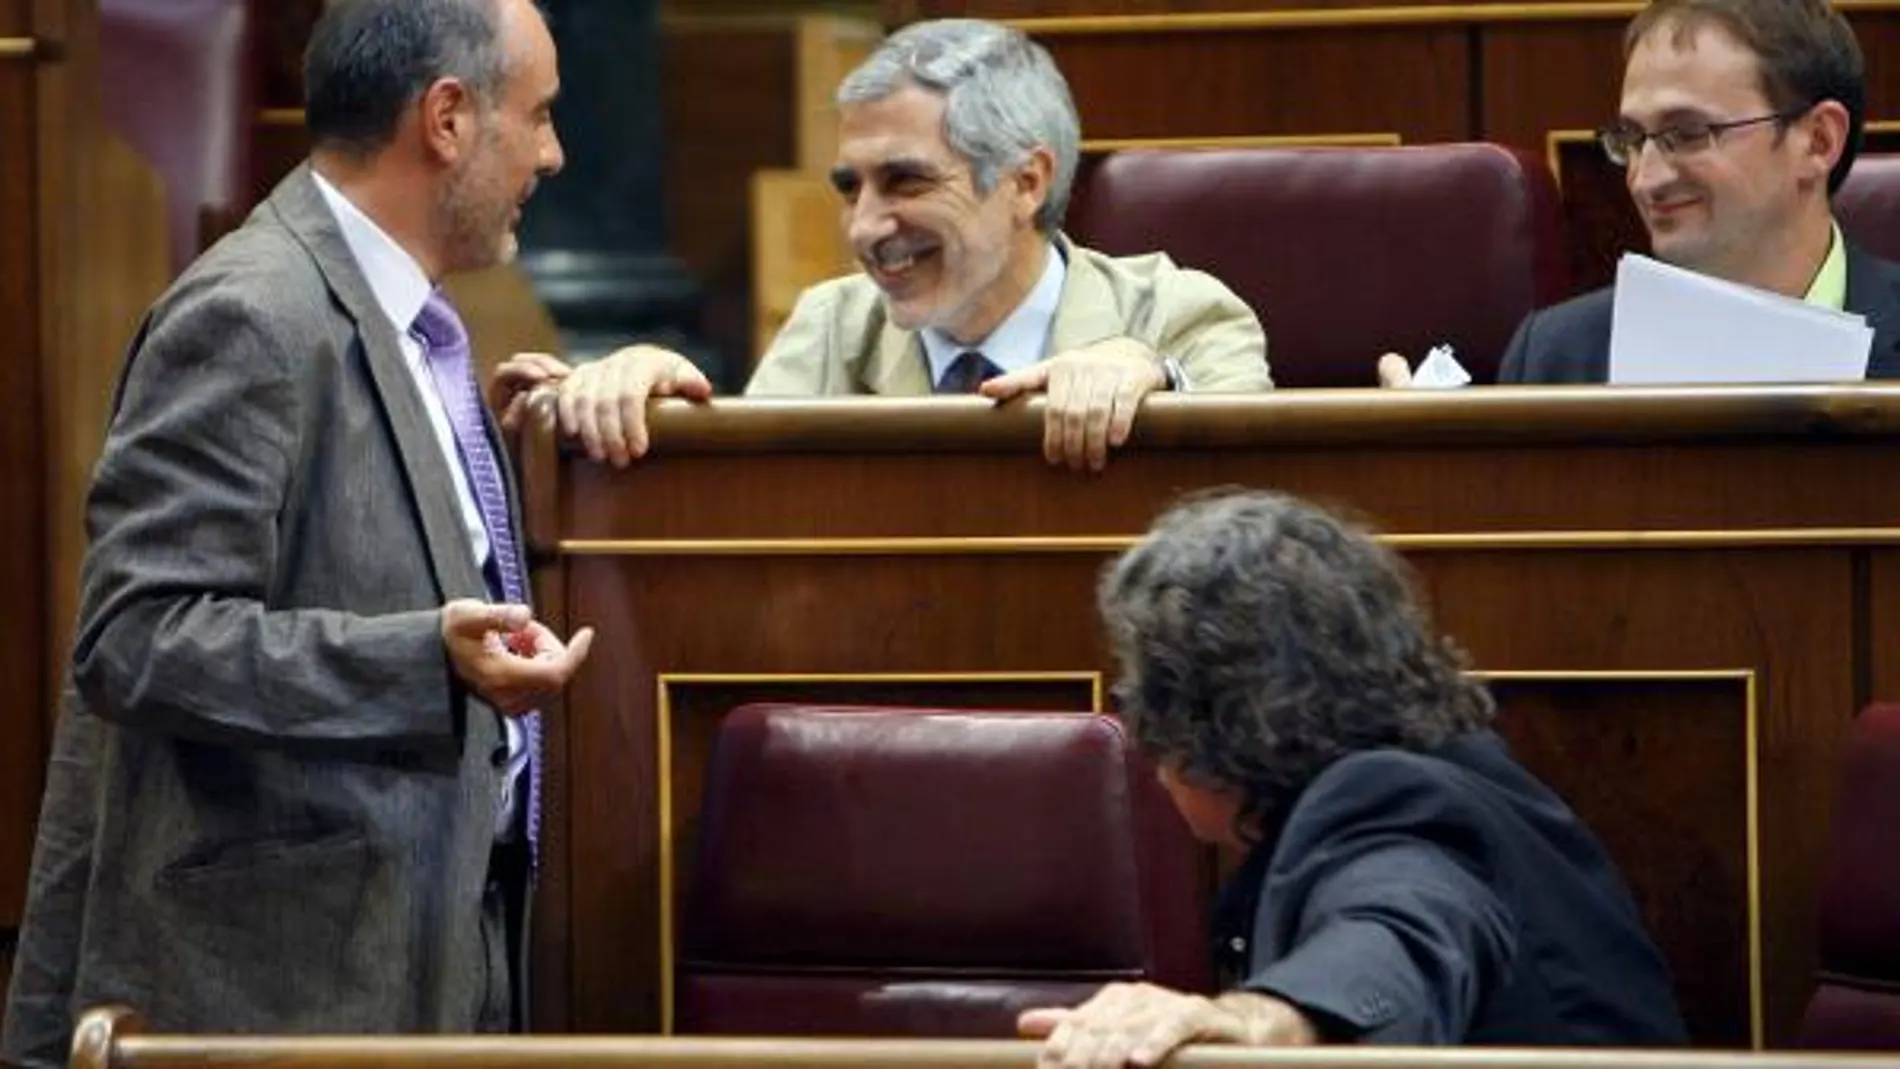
1, 1, 591, 1064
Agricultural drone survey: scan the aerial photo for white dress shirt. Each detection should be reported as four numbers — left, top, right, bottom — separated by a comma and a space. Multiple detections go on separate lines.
920, 241, 1066, 386
311, 171, 526, 836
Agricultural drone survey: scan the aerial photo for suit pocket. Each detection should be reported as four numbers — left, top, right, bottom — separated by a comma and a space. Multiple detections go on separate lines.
146, 830, 383, 1030
157, 829, 364, 886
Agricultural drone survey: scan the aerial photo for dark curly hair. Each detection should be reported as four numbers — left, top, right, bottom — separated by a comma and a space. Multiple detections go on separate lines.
1098, 489, 1495, 844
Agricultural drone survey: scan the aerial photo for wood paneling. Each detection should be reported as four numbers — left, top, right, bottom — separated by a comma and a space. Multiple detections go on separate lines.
1870, 550, 1900, 707
250, 110, 307, 205
1042, 28, 1468, 144
2, 6, 169, 1039
1, 0, 146, 1026
0, 3, 44, 956
1479, 22, 1622, 151
246, 0, 319, 198
526, 391, 1894, 1046
1489, 676, 1753, 1047
661, 21, 799, 367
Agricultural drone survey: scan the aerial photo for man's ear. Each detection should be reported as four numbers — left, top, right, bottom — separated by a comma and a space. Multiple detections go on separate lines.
1011, 145, 1057, 226
1802, 99, 1851, 185
418, 76, 476, 165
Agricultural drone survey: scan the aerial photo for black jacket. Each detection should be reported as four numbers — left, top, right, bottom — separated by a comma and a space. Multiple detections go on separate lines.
1214, 731, 1689, 1045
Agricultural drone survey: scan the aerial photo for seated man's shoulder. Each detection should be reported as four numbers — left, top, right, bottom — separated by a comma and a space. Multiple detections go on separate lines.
1528, 284, 1615, 336
801, 270, 875, 305
747, 270, 890, 395
1500, 284, 1615, 383
1064, 239, 1268, 386
1071, 240, 1230, 299
779, 271, 893, 337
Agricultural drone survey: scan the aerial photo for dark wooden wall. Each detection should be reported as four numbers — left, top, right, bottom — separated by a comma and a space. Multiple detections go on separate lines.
1, 0, 172, 1023
0, 0, 50, 1003
246, 0, 321, 205
522, 392, 1900, 1050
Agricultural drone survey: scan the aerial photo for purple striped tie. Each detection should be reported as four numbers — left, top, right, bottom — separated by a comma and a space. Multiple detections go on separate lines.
414, 290, 542, 866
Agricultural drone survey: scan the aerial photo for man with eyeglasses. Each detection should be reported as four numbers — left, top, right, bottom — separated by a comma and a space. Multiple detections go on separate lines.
1383, 0, 1900, 385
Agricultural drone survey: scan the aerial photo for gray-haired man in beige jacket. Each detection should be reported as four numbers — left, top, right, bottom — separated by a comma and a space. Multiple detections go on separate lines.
495, 18, 1270, 473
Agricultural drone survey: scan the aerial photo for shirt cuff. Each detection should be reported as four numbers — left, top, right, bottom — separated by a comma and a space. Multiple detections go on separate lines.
1160, 355, 1190, 392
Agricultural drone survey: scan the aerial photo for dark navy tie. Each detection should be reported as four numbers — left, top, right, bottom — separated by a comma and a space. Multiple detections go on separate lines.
936, 349, 1000, 393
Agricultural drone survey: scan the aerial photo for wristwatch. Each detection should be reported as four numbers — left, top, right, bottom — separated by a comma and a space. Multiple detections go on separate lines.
1160, 355, 1190, 392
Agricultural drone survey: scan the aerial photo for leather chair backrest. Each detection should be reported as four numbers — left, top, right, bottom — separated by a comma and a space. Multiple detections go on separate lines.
1837, 155, 1900, 266
678, 704, 1209, 1036
1800, 703, 1900, 1049
1065, 144, 1570, 387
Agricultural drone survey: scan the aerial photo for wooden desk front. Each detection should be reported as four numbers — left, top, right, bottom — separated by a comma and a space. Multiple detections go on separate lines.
521, 387, 1900, 1048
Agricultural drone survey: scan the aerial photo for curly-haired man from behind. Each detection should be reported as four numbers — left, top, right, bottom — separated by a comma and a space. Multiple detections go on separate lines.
1019, 491, 1689, 1067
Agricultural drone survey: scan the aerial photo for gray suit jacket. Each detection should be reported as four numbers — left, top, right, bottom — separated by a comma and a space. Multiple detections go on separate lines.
1498, 243, 1900, 383
1, 166, 519, 1068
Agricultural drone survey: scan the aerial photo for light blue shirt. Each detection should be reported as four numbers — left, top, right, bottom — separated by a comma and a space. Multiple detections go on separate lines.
920, 241, 1065, 387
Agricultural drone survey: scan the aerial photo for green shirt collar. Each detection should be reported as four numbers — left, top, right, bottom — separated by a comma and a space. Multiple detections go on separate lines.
1803, 220, 1848, 311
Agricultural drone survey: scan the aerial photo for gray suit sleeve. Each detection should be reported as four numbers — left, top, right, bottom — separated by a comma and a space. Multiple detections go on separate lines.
70, 290, 458, 754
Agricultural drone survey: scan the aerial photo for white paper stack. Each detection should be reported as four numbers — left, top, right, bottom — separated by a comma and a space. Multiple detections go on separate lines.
1608, 253, 1872, 384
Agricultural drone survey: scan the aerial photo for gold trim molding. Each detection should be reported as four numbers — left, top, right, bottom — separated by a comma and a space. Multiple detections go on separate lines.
1005, 0, 1898, 35
1545, 128, 1596, 190
563, 527, 1900, 558
1083, 132, 1403, 152
256, 108, 306, 127
0, 37, 39, 60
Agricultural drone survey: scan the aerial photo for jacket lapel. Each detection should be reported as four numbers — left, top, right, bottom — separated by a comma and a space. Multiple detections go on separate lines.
265, 165, 489, 601
1846, 242, 1900, 379
865, 318, 935, 394
1046, 234, 1125, 355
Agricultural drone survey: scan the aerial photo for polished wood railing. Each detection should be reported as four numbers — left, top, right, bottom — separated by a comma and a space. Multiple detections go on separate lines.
68, 1007, 1900, 1069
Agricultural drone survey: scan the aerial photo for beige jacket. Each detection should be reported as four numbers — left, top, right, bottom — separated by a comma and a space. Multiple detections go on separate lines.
745, 234, 1271, 395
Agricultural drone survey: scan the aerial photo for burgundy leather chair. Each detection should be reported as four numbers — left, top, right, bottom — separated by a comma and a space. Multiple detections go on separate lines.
1800, 703, 1900, 1049
99, 0, 254, 275
1065, 144, 1570, 387
677, 704, 1210, 1036
1837, 155, 1900, 266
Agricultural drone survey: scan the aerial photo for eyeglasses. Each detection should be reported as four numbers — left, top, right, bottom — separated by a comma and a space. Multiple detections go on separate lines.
1597, 109, 1806, 166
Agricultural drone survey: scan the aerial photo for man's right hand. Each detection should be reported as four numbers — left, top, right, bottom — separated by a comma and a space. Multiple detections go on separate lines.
441, 599, 596, 716
552, 345, 714, 467
1377, 352, 1414, 387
